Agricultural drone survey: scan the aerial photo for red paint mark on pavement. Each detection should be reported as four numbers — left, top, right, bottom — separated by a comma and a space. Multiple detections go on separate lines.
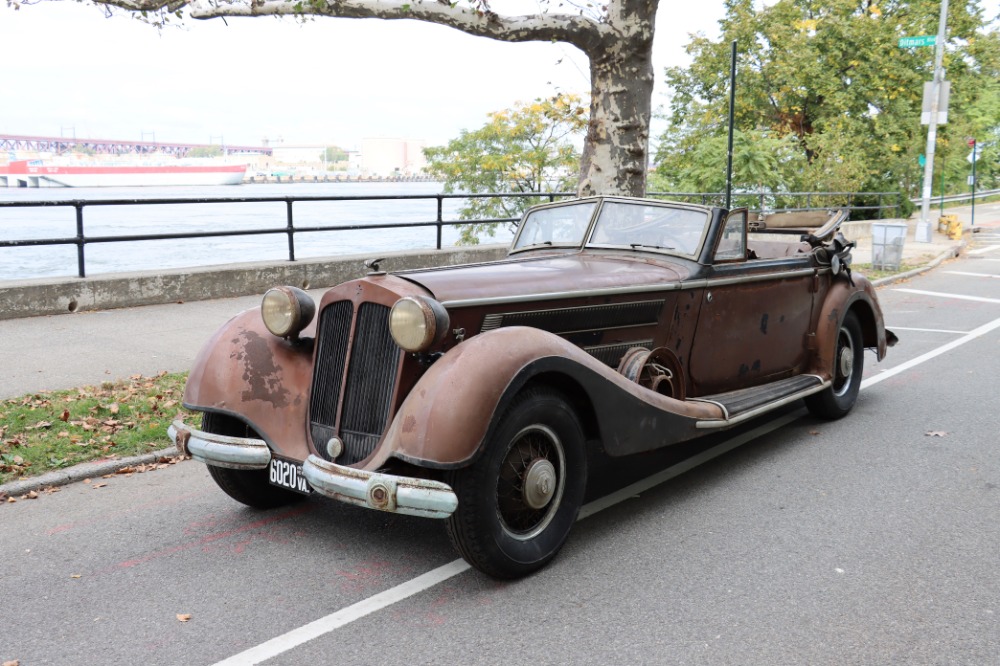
47, 490, 211, 535
113, 504, 314, 569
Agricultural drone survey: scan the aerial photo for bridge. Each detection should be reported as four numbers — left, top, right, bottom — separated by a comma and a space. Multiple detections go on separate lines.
0, 133, 273, 157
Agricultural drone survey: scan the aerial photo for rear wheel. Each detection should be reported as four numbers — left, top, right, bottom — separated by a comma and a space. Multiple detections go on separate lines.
445, 388, 587, 579
805, 310, 863, 419
201, 413, 304, 510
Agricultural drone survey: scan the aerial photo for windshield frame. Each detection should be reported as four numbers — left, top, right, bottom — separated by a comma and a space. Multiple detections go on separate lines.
509, 198, 601, 253
586, 198, 713, 260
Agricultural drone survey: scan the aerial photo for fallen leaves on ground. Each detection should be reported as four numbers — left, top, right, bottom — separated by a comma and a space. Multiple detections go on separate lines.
176, 613, 192, 622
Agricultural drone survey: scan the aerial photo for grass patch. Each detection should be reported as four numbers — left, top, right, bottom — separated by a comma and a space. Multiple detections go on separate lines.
0, 372, 191, 485
853, 261, 924, 281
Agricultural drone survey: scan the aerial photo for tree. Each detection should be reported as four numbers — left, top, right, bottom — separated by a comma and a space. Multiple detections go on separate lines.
424, 94, 587, 244
659, 0, 1000, 199
323, 146, 348, 164
70, 0, 661, 198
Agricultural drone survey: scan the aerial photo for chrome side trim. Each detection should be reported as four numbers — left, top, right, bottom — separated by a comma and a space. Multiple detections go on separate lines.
168, 420, 271, 470
705, 267, 816, 287
443, 283, 693, 308
442, 268, 817, 308
694, 378, 830, 429
303, 454, 458, 519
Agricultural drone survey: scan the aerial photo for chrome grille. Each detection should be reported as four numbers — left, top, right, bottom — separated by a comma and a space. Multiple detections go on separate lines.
340, 303, 400, 465
310, 301, 353, 459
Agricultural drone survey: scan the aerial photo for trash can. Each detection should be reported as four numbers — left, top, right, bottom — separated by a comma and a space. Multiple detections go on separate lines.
871, 222, 908, 271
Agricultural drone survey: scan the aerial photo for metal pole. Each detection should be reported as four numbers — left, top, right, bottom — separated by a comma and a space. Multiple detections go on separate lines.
940, 156, 945, 214
971, 139, 976, 227
436, 195, 443, 250
725, 40, 737, 210
285, 200, 296, 261
917, 0, 950, 242
75, 203, 86, 278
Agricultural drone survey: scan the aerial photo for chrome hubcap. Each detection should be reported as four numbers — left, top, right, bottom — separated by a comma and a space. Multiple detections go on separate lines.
839, 345, 854, 379
523, 459, 557, 510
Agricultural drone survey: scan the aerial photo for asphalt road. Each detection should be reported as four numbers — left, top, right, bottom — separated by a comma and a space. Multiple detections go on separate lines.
2, 227, 999, 665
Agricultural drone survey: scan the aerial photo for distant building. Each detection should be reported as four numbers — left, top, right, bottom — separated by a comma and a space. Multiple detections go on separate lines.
360, 138, 428, 177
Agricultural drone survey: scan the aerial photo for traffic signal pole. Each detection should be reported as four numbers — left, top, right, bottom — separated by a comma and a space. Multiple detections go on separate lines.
916, 0, 950, 243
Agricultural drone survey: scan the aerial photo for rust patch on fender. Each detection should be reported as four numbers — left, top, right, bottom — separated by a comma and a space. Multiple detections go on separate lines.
230, 330, 292, 407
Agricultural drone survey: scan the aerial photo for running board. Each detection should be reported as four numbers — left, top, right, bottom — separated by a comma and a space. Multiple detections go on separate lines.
690, 374, 829, 429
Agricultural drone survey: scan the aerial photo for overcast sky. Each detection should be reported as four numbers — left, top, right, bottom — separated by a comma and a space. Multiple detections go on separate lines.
0, 0, 728, 150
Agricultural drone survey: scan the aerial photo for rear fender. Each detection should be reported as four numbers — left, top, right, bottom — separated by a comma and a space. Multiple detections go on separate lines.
383, 326, 724, 468
813, 274, 891, 378
183, 308, 316, 459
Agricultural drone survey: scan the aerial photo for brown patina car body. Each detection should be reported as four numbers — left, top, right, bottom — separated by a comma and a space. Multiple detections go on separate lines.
169, 196, 896, 578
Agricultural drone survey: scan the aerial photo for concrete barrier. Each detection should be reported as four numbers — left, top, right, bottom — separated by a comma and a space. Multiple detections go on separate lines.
0, 245, 508, 320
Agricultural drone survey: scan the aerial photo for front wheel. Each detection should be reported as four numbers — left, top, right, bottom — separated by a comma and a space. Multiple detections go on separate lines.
201, 413, 305, 510
805, 310, 864, 419
445, 388, 587, 579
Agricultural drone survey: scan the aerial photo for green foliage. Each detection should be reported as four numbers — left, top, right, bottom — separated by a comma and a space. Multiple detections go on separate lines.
188, 146, 223, 158
323, 146, 348, 164
659, 0, 1000, 203
424, 94, 587, 244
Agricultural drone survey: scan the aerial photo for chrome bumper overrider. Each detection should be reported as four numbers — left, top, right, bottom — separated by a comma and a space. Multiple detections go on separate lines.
302, 454, 458, 519
168, 420, 271, 470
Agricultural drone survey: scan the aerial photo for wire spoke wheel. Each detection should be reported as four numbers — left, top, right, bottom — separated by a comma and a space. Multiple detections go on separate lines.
496, 425, 565, 540
446, 388, 586, 579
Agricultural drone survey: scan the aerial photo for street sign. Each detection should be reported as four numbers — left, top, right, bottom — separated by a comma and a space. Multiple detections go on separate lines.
921, 80, 950, 125
899, 35, 937, 47
919, 154, 926, 167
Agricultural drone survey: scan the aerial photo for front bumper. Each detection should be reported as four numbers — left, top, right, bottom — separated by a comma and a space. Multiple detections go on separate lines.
168, 420, 271, 470
168, 421, 458, 519
303, 455, 458, 519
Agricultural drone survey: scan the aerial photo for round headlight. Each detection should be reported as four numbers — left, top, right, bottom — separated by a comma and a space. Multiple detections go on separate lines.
261, 286, 315, 339
389, 296, 449, 352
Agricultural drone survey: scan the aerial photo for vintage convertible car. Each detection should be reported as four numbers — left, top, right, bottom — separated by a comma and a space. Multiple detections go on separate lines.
169, 196, 896, 578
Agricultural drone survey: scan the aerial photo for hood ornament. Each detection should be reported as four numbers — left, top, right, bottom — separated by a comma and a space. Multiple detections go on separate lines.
365, 257, 386, 276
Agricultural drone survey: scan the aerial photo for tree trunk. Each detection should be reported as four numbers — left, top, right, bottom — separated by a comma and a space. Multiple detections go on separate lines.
577, 32, 655, 198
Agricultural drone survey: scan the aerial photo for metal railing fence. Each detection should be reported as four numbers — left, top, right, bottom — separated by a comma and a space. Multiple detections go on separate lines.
0, 190, 903, 279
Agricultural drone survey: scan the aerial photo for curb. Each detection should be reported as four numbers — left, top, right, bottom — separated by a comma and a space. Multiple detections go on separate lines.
0, 446, 182, 498
869, 241, 966, 288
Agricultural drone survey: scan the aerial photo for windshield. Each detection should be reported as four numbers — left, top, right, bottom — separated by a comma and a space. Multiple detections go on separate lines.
512, 201, 598, 250
590, 201, 709, 257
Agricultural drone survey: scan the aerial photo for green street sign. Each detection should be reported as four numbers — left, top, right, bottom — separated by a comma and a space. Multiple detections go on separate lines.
919, 154, 926, 167
899, 35, 937, 48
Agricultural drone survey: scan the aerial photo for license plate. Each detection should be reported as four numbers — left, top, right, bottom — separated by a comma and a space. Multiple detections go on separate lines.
268, 456, 312, 495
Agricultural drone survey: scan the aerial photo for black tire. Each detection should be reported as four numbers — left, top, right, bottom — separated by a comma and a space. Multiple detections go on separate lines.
445, 388, 587, 579
201, 413, 305, 510
805, 310, 864, 419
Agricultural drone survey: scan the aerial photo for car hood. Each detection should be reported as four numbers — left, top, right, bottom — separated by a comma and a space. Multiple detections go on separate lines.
395, 252, 691, 304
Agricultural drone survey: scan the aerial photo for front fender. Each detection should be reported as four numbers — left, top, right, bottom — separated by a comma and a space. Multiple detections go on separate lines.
183, 308, 316, 460
382, 326, 724, 468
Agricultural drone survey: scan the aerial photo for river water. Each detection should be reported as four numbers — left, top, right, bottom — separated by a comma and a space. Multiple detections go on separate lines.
0, 182, 517, 281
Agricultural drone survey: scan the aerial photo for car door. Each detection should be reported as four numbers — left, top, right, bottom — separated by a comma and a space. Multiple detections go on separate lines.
687, 209, 817, 395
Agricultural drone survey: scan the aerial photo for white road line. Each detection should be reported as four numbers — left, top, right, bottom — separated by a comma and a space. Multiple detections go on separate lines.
944, 271, 1000, 279
210, 560, 472, 666
894, 288, 1000, 304
212, 313, 1000, 665
968, 244, 1000, 255
862, 315, 1000, 389
885, 326, 969, 334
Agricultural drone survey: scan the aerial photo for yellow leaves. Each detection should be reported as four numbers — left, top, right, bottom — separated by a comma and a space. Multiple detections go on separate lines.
890, 144, 902, 152
868, 5, 881, 17
794, 18, 818, 33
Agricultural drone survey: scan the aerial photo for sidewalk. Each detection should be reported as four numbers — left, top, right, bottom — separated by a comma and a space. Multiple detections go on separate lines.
1, 202, 995, 402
